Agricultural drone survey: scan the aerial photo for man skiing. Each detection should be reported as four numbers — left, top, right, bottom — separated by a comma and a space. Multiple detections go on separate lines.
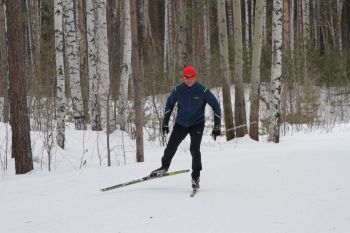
150, 65, 222, 190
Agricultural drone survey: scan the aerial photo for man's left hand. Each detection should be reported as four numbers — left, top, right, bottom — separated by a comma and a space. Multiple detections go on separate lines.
212, 125, 221, 140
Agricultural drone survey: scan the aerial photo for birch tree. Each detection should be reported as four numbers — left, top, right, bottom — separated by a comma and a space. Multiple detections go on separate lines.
86, 0, 102, 130
244, 0, 250, 52
249, 0, 265, 141
203, 0, 211, 81
163, 0, 174, 79
217, 0, 235, 140
233, 0, 248, 137
268, 0, 283, 143
302, 0, 310, 42
96, 0, 113, 130
130, 0, 144, 162
177, 0, 187, 68
262, 0, 267, 45
117, 0, 132, 130
63, 0, 86, 130
6, 0, 33, 173
54, 0, 66, 148
336, 0, 343, 56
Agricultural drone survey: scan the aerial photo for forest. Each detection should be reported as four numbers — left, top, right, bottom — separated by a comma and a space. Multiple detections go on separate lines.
0, 0, 350, 174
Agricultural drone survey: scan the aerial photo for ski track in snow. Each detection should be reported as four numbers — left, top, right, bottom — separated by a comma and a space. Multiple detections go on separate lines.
0, 123, 350, 233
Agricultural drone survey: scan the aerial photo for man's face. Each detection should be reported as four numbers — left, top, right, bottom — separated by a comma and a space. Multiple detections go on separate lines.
183, 76, 196, 87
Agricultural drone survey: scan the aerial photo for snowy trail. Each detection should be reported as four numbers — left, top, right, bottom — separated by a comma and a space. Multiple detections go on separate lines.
1, 126, 350, 233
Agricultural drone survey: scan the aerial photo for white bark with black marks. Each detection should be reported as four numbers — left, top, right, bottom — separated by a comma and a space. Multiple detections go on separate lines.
63, 0, 86, 130
268, 0, 283, 143
86, 0, 102, 130
117, 0, 132, 130
54, 0, 66, 148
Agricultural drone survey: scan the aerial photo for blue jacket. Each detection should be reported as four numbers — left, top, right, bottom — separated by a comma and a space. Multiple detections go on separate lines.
163, 82, 221, 128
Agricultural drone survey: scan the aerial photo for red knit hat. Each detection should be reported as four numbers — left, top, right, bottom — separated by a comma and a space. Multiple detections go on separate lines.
182, 65, 197, 78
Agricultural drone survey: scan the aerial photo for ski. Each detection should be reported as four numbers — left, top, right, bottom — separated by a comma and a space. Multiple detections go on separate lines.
100, 169, 190, 192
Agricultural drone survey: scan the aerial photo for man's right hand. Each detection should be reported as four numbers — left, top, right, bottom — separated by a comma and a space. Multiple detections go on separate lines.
162, 124, 169, 135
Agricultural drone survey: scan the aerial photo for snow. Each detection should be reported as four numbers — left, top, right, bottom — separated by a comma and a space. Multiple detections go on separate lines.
0, 123, 350, 233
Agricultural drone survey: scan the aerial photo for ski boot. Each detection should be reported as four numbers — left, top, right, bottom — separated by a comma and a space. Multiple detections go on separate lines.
150, 166, 168, 177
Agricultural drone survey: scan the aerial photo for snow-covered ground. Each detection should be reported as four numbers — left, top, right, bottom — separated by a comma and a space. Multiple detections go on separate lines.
0, 123, 350, 233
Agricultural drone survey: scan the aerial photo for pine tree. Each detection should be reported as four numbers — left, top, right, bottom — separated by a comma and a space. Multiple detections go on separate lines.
6, 0, 34, 173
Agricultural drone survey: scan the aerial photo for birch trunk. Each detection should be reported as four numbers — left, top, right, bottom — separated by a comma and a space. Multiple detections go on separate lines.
203, 0, 211, 81
336, 0, 343, 56
86, 0, 102, 130
244, 0, 250, 53
302, 0, 310, 81
226, 0, 234, 46
63, 0, 86, 130
96, 0, 112, 130
6, 0, 33, 173
249, 0, 264, 141
290, 0, 295, 54
328, 0, 335, 47
302, 0, 310, 42
54, 0, 66, 148
130, 0, 144, 162
262, 0, 267, 45
163, 0, 174, 79
233, 0, 247, 137
315, 0, 321, 51
251, 0, 254, 39
268, 0, 283, 143
177, 0, 187, 67
117, 0, 132, 130
217, 0, 235, 140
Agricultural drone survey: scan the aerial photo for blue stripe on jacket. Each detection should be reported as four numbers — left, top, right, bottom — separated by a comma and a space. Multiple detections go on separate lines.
163, 82, 221, 128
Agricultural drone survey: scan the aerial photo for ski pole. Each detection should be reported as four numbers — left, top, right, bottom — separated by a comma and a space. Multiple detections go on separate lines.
222, 121, 257, 133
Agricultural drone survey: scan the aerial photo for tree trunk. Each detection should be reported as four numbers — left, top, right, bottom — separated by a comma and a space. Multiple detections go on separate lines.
77, 0, 90, 124
290, 0, 295, 54
328, 0, 335, 48
117, 0, 132, 130
5, 0, 33, 173
177, 0, 187, 68
54, 0, 66, 149
262, 0, 267, 45
336, 0, 343, 56
268, 0, 283, 143
244, 0, 250, 53
0, 0, 9, 122
302, 0, 310, 43
202, 0, 211, 82
233, 0, 247, 137
130, 0, 144, 162
86, 0, 102, 130
249, 0, 264, 141
163, 0, 174, 80
63, 0, 86, 130
217, 0, 235, 140
96, 0, 112, 130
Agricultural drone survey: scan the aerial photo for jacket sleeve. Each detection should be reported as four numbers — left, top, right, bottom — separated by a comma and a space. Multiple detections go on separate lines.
204, 88, 221, 126
163, 88, 178, 126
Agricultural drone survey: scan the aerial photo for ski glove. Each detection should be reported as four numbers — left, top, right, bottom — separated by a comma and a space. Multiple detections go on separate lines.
162, 124, 169, 135
212, 125, 221, 140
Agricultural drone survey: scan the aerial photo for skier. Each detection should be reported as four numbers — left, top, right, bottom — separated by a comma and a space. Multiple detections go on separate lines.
150, 65, 222, 189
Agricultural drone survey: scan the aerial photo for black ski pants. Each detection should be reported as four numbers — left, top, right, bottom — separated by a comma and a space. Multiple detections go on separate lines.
161, 122, 205, 179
